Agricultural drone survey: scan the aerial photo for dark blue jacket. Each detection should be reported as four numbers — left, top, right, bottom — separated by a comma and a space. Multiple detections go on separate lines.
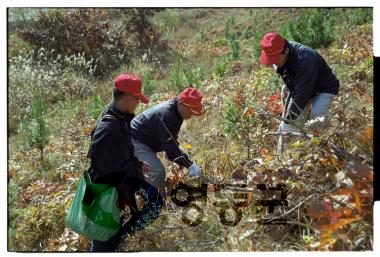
131, 98, 192, 168
276, 41, 340, 120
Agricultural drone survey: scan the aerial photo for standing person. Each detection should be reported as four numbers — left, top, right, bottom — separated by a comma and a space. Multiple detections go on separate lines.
88, 74, 163, 252
131, 87, 204, 201
259, 32, 340, 154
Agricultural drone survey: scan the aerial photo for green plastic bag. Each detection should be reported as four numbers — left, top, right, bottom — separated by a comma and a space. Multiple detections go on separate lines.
66, 171, 121, 241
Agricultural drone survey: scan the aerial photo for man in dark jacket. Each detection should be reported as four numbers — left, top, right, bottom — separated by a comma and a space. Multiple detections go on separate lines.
131, 87, 204, 200
259, 32, 340, 154
88, 74, 162, 251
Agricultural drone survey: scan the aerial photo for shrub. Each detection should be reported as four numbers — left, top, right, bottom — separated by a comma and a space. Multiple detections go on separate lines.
24, 94, 50, 162
224, 15, 236, 39
223, 87, 258, 160
142, 72, 156, 97
17, 8, 166, 77
88, 94, 106, 119
280, 9, 334, 49
8, 48, 97, 134
214, 56, 230, 78
151, 9, 181, 33
168, 55, 208, 92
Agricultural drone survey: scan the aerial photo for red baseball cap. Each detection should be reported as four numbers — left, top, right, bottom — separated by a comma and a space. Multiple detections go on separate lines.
260, 32, 286, 65
179, 87, 204, 116
114, 74, 149, 104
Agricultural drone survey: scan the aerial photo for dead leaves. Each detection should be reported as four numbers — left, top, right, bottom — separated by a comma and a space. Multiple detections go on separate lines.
306, 158, 373, 250
241, 106, 255, 119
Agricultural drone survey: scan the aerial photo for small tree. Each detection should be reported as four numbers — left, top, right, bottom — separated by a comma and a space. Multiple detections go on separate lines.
223, 87, 257, 160
25, 95, 50, 162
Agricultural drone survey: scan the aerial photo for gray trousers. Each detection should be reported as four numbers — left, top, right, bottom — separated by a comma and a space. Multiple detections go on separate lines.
132, 139, 167, 200
277, 85, 335, 155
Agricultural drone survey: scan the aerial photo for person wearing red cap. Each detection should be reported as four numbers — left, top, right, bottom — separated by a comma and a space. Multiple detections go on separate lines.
131, 87, 204, 200
87, 74, 163, 251
259, 32, 340, 154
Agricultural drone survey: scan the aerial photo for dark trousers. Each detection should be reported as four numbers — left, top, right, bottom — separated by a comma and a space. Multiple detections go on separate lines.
91, 184, 163, 252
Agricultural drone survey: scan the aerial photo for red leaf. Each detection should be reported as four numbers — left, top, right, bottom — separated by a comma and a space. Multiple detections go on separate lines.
266, 92, 283, 114
323, 199, 338, 223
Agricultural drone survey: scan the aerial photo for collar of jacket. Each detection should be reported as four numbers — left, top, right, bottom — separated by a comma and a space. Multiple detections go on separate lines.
171, 97, 183, 121
276, 42, 295, 75
108, 102, 136, 123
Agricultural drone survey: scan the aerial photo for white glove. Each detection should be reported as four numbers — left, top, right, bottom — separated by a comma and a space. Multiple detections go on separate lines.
305, 116, 329, 130
188, 163, 202, 177
278, 122, 299, 134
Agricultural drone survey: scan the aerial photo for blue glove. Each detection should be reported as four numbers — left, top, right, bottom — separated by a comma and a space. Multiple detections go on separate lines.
188, 163, 202, 177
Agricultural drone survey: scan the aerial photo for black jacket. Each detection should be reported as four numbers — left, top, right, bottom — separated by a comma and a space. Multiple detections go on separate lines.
276, 41, 340, 120
88, 102, 145, 211
131, 98, 192, 168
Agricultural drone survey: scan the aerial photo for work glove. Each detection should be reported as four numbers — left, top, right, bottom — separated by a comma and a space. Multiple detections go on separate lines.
305, 116, 329, 131
188, 163, 202, 177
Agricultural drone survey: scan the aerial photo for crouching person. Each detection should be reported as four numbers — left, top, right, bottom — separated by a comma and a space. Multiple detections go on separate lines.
259, 32, 340, 154
88, 74, 163, 252
131, 87, 205, 201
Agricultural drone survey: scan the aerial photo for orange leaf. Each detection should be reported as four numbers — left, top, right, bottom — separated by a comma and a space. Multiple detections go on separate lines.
81, 127, 93, 136
242, 106, 255, 118
365, 126, 373, 140
319, 217, 361, 235
318, 235, 337, 250
335, 207, 353, 218
352, 191, 362, 214
247, 191, 253, 204
331, 188, 355, 195
63, 172, 74, 180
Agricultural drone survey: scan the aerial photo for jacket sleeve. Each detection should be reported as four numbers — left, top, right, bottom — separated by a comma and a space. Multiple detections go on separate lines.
286, 57, 319, 121
156, 113, 193, 168
92, 130, 144, 185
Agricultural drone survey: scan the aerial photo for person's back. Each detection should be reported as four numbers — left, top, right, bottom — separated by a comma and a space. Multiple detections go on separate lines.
131, 99, 183, 154
89, 103, 144, 185
277, 41, 339, 102
131, 88, 205, 200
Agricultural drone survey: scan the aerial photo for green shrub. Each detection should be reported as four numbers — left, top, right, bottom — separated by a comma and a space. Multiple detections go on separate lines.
215, 56, 230, 78
168, 55, 208, 92
224, 15, 236, 39
168, 56, 184, 92
151, 9, 181, 33
196, 28, 206, 43
327, 8, 373, 29
280, 9, 334, 49
184, 65, 207, 88
347, 8, 373, 26
88, 94, 106, 119
213, 36, 228, 47
228, 35, 240, 60
142, 72, 156, 96
24, 95, 50, 161
223, 87, 258, 160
